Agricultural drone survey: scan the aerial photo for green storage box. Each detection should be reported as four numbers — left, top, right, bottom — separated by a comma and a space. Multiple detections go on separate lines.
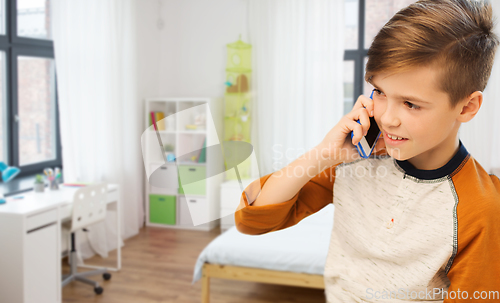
149, 194, 176, 225
178, 165, 206, 195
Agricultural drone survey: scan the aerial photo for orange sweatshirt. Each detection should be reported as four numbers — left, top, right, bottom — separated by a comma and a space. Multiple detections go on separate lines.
235, 140, 500, 302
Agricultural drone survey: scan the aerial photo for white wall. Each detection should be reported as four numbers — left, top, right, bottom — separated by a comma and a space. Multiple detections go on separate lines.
136, 0, 249, 101
136, 0, 162, 110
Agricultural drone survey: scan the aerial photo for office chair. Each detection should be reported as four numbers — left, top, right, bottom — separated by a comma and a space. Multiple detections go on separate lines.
62, 183, 112, 295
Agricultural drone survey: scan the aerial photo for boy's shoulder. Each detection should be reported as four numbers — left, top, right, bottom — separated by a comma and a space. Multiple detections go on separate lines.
452, 156, 500, 219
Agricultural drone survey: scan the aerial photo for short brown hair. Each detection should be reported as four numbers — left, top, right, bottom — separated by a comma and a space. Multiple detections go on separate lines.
365, 0, 499, 109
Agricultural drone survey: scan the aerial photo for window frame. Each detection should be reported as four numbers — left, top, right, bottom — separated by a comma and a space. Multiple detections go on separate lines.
344, 0, 368, 108
0, 0, 61, 180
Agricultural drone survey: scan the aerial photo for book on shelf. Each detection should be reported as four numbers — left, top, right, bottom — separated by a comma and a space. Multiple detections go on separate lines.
149, 111, 166, 130
198, 137, 207, 163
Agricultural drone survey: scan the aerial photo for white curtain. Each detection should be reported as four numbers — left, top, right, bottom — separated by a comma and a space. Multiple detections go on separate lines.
51, 0, 144, 260
248, 0, 345, 176
460, 0, 500, 177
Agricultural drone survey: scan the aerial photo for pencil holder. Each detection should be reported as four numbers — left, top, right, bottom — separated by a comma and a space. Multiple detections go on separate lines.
49, 177, 59, 190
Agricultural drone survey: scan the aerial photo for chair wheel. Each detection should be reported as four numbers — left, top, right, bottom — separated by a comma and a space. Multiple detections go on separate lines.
94, 286, 103, 295
103, 273, 112, 280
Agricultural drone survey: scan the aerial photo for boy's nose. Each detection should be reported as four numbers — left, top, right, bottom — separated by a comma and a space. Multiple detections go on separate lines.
380, 105, 401, 129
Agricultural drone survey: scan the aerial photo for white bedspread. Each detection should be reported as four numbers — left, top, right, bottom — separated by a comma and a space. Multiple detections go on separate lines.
192, 204, 335, 284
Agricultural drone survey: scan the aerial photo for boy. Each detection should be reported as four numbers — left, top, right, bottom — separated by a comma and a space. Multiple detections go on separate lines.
234, 0, 500, 302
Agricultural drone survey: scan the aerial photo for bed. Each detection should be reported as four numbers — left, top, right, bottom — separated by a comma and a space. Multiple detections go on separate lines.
192, 203, 335, 303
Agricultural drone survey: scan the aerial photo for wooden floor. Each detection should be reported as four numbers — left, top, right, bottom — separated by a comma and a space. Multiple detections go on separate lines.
62, 226, 327, 303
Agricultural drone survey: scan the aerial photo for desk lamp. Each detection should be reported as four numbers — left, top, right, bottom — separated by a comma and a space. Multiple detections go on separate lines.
0, 161, 21, 204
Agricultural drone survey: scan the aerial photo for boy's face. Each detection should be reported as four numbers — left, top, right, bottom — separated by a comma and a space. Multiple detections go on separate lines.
370, 65, 464, 169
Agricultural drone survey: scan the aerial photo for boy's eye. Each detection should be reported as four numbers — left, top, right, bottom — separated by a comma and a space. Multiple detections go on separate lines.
404, 101, 420, 110
372, 88, 421, 110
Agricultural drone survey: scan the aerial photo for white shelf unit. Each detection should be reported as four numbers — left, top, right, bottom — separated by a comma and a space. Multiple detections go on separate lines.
144, 98, 223, 231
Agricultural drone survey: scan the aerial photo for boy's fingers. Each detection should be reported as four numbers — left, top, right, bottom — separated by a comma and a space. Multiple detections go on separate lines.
347, 120, 364, 144
352, 95, 373, 114
347, 107, 370, 136
357, 108, 370, 135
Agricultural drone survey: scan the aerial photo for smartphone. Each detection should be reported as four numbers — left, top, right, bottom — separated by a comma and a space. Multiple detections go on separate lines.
350, 90, 381, 159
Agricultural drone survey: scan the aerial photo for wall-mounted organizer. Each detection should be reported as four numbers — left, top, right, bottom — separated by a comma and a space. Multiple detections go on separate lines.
224, 38, 252, 181
143, 98, 223, 231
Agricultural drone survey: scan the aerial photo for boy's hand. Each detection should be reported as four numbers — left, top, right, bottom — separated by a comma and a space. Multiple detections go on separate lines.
317, 95, 386, 164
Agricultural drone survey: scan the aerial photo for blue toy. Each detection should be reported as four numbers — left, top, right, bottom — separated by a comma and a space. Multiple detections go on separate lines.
167, 153, 176, 162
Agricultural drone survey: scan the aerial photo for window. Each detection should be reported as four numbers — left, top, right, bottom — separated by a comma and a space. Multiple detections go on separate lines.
343, 0, 416, 115
0, 0, 61, 180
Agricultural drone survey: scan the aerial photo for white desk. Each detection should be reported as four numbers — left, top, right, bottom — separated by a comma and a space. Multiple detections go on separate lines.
0, 184, 121, 303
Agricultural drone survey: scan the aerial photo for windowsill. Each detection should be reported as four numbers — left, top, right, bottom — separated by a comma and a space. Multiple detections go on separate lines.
0, 173, 64, 197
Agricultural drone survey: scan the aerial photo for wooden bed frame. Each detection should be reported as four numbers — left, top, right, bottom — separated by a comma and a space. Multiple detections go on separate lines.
201, 263, 325, 303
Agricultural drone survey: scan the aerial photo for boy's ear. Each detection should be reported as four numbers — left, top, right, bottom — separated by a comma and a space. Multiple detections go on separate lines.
456, 91, 482, 123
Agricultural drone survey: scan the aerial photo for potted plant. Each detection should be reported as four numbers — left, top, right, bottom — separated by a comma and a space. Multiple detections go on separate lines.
164, 144, 174, 152
34, 174, 45, 193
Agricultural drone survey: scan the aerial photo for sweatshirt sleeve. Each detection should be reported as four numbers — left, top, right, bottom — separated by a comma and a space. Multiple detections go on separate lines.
234, 164, 338, 235
444, 175, 500, 302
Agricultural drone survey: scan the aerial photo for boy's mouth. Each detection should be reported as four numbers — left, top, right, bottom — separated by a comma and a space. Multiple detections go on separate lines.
383, 131, 408, 145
